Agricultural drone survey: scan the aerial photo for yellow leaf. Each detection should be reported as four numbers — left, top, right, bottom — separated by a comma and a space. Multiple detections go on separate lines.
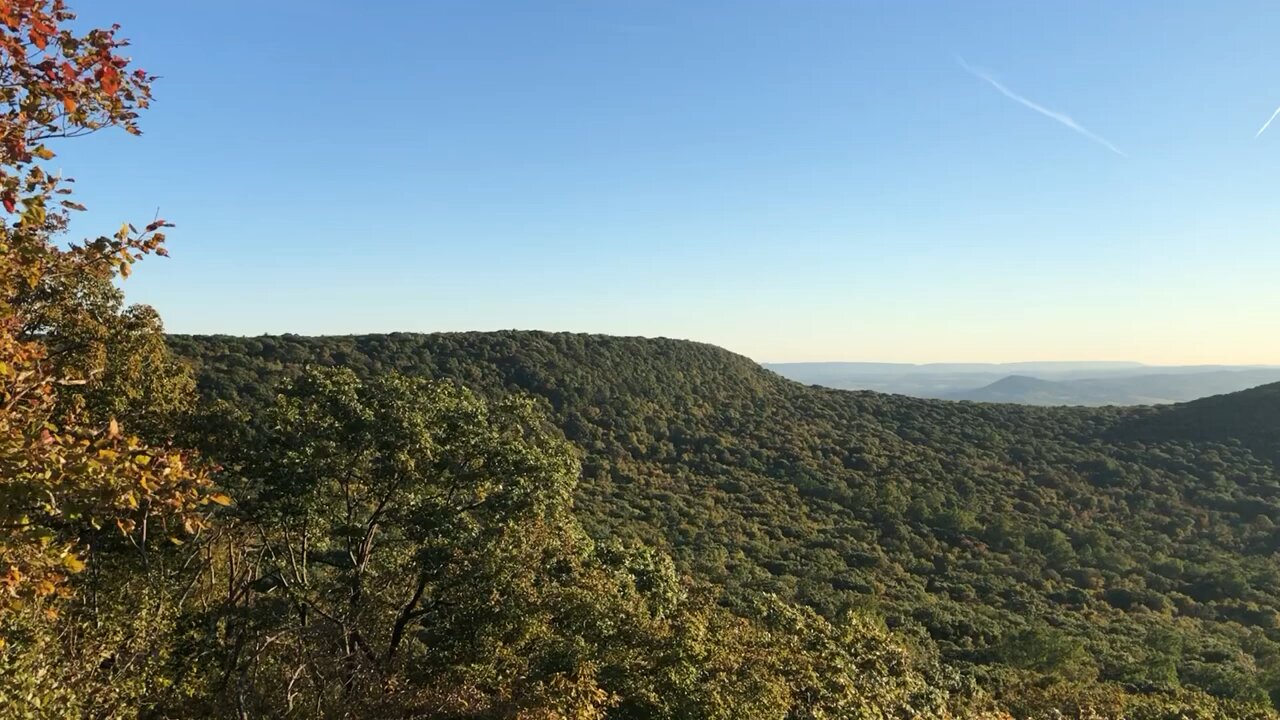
62, 554, 85, 573
33, 146, 54, 160
208, 493, 233, 507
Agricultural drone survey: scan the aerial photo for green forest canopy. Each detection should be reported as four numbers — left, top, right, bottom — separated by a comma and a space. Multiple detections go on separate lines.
169, 330, 1280, 714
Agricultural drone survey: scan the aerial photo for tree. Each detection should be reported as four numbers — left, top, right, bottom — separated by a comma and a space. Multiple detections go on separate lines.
199, 368, 588, 715
0, 2, 215, 714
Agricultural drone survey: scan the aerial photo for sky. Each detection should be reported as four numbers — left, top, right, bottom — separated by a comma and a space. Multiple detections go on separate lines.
58, 0, 1280, 363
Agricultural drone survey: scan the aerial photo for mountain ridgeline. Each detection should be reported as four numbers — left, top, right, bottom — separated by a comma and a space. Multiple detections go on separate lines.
947, 370, 1280, 406
769, 361, 1280, 405
170, 331, 1280, 714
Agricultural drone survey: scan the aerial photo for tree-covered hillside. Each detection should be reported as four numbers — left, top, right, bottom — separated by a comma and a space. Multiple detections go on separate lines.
170, 331, 1280, 710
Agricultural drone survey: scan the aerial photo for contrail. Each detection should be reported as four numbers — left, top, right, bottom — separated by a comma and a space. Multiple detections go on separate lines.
958, 57, 1126, 157
1256, 105, 1280, 137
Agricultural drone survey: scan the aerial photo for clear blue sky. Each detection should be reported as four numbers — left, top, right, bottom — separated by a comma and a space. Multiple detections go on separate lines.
63, 1, 1280, 363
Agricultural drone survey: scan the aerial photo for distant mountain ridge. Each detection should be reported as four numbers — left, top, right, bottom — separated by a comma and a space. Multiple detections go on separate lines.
767, 361, 1280, 405
771, 360, 1146, 375
946, 368, 1280, 406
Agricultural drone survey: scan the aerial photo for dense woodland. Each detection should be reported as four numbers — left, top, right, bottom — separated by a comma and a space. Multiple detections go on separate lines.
164, 331, 1280, 717
3, 2, 1280, 718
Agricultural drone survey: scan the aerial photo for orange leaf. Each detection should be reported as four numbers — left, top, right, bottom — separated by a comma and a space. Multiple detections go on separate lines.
100, 65, 120, 96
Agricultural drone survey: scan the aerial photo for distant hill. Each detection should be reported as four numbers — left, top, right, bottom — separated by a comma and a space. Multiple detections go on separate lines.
170, 332, 1280, 710
769, 361, 1280, 405
948, 369, 1280, 406
945, 374, 1066, 403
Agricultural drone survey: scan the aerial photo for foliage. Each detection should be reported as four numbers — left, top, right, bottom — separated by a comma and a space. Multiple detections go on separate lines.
0, 1, 214, 713
170, 330, 1280, 715
171, 367, 1002, 718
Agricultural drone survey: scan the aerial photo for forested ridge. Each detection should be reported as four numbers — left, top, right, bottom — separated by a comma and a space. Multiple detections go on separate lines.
169, 331, 1280, 714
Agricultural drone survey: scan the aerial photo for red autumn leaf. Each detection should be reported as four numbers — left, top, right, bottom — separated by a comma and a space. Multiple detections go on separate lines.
3, 197, 15, 214
100, 64, 119, 95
